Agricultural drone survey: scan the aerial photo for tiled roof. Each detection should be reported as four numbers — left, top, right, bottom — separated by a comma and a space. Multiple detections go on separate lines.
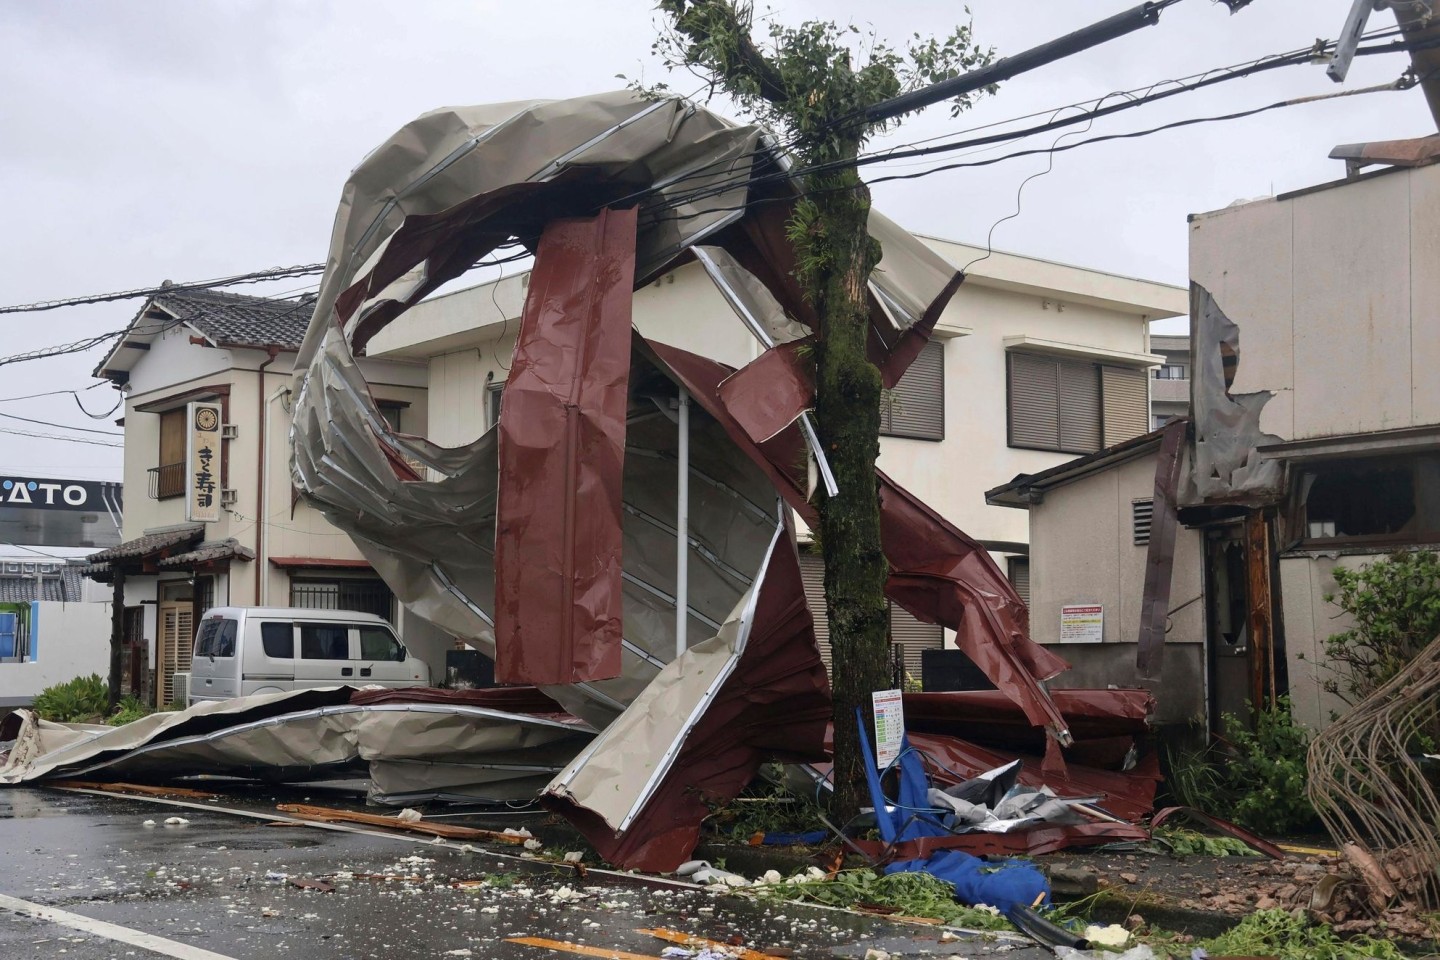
151, 288, 316, 351
85, 524, 203, 566
157, 539, 255, 569
0, 562, 86, 602
1151, 334, 1190, 352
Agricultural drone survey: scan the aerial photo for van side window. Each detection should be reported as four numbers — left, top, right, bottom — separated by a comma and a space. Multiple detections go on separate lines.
359, 626, 405, 662
299, 624, 350, 660
196, 618, 237, 657
261, 623, 294, 659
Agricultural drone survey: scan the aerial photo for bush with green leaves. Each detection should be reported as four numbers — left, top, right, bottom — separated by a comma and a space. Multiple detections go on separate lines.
106, 695, 154, 727
31, 674, 108, 723
1162, 698, 1315, 835
1322, 549, 1440, 708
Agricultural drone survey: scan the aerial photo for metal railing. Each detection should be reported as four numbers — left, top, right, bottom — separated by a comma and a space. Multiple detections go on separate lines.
148, 462, 185, 499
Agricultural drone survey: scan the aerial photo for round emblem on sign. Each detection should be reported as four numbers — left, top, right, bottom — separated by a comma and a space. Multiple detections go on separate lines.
194, 408, 220, 432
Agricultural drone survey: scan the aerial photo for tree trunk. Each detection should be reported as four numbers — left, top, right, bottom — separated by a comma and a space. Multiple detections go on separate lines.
108, 568, 125, 712
808, 166, 891, 820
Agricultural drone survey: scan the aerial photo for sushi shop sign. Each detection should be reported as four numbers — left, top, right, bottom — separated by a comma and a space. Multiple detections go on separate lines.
187, 401, 224, 523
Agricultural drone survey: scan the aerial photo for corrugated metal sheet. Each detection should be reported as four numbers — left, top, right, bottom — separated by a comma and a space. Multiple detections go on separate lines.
1102, 365, 1150, 447
882, 339, 944, 441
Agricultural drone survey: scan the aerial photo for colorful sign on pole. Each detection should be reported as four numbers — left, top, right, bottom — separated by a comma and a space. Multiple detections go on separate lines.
1060, 603, 1104, 643
186, 401, 223, 523
872, 687, 905, 768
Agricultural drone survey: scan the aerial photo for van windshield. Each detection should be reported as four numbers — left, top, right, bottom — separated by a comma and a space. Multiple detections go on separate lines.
195, 618, 237, 658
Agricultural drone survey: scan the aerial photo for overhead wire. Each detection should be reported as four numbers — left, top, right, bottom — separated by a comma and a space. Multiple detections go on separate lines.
0, 263, 326, 315
633, 29, 1436, 224
0, 426, 124, 449
0, 411, 123, 437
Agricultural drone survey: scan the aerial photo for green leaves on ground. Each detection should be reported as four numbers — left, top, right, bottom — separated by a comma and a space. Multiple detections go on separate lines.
1148, 825, 1259, 858
757, 869, 1013, 930
1188, 909, 1407, 960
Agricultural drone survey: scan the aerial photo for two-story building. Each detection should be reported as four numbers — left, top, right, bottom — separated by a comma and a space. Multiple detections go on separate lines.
364, 235, 1188, 673
83, 288, 448, 706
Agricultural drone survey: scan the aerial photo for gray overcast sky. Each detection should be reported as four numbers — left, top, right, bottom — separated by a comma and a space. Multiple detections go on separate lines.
0, 0, 1432, 488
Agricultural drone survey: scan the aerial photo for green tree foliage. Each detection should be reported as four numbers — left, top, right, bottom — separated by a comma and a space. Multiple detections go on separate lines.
645, 0, 993, 818
1322, 549, 1440, 706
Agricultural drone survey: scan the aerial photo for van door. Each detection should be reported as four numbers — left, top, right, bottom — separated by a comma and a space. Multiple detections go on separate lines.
294, 621, 356, 688
239, 621, 299, 696
356, 624, 413, 687
191, 615, 240, 701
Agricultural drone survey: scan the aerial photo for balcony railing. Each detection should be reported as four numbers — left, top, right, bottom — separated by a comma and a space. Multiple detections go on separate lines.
148, 462, 185, 500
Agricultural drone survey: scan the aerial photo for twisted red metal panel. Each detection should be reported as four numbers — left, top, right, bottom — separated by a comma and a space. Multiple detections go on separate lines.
494, 207, 637, 685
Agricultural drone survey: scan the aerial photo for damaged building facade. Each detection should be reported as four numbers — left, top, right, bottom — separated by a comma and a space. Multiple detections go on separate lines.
991, 152, 1440, 735
1186, 155, 1440, 732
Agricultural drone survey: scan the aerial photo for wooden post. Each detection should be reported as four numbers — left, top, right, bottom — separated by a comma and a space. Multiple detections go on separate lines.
1244, 510, 1276, 715
107, 567, 125, 712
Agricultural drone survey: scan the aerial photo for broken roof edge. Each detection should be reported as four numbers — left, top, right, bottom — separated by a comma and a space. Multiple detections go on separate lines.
985, 422, 1187, 509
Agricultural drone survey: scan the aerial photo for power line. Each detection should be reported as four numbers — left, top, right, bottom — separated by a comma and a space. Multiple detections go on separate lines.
0, 411, 123, 436
0, 263, 325, 315
0, 426, 124, 448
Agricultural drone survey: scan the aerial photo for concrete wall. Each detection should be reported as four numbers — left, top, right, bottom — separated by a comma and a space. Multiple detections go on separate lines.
0, 599, 113, 706
1189, 164, 1440, 443
1026, 450, 1206, 724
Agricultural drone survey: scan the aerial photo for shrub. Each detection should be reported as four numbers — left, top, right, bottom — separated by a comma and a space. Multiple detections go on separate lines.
106, 695, 154, 727
31, 674, 108, 723
1323, 549, 1440, 706
1218, 697, 1315, 835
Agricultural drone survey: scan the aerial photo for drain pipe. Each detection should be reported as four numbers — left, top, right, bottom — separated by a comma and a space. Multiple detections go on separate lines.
254, 346, 280, 605
675, 386, 690, 661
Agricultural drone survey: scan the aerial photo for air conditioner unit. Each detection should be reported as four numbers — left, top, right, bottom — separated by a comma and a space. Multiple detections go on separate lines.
173, 671, 191, 708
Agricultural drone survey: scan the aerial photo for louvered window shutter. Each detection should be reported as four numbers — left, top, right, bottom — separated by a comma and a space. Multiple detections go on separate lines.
889, 602, 944, 683
1007, 558, 1031, 607
1008, 352, 1060, 448
1132, 499, 1154, 545
798, 552, 831, 672
1058, 359, 1101, 453
1102, 365, 1150, 446
882, 340, 945, 441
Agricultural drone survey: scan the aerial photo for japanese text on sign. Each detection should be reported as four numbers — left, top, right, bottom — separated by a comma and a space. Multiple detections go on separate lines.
872, 688, 905, 768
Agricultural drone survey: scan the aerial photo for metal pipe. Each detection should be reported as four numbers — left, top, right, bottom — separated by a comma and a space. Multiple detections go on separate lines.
254, 346, 281, 606
675, 387, 690, 661
258, 379, 290, 606
863, 2, 1166, 125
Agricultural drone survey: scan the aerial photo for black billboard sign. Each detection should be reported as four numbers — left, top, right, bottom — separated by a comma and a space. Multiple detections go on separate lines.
0, 476, 123, 549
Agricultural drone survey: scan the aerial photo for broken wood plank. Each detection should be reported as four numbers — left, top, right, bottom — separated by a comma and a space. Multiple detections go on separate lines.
48, 781, 219, 800
508, 937, 660, 960
639, 927, 784, 960
273, 803, 530, 843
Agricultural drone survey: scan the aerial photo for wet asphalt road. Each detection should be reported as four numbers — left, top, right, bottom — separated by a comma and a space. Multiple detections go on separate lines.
0, 787, 1050, 960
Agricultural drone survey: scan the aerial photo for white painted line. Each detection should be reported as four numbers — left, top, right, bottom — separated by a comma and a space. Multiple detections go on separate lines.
0, 892, 238, 960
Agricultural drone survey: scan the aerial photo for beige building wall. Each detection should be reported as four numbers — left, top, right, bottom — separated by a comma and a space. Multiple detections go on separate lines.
1189, 163, 1440, 443
1022, 449, 1205, 723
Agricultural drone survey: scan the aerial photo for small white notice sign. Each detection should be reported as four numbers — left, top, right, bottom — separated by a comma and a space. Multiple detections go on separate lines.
872, 688, 905, 768
1060, 604, 1104, 643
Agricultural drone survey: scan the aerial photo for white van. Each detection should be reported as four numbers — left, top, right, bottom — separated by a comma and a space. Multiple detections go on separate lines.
187, 606, 431, 705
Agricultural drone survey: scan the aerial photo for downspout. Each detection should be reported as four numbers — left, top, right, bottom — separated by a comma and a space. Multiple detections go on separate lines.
254, 346, 280, 605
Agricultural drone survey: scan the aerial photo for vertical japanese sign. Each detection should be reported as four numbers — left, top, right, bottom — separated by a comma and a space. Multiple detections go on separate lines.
872, 688, 905, 768
186, 401, 223, 523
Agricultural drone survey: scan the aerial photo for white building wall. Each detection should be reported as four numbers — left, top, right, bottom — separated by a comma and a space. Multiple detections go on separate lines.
0, 599, 113, 706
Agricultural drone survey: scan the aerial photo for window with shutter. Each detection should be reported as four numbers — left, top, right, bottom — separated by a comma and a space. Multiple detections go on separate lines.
881, 339, 944, 441
1007, 557, 1030, 607
1101, 365, 1149, 447
890, 601, 943, 683
1008, 352, 1101, 454
798, 552, 831, 671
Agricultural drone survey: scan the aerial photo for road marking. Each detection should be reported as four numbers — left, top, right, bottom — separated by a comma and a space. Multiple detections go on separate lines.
639, 927, 782, 959
506, 936, 661, 959
0, 892, 238, 960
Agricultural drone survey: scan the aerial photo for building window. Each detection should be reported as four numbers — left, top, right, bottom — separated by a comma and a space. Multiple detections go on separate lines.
291, 576, 395, 623
881, 339, 944, 441
487, 383, 504, 428
1154, 364, 1187, 380
377, 402, 404, 433
1006, 558, 1030, 607
1295, 453, 1440, 546
1154, 414, 1174, 430
152, 408, 187, 499
1007, 352, 1148, 454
